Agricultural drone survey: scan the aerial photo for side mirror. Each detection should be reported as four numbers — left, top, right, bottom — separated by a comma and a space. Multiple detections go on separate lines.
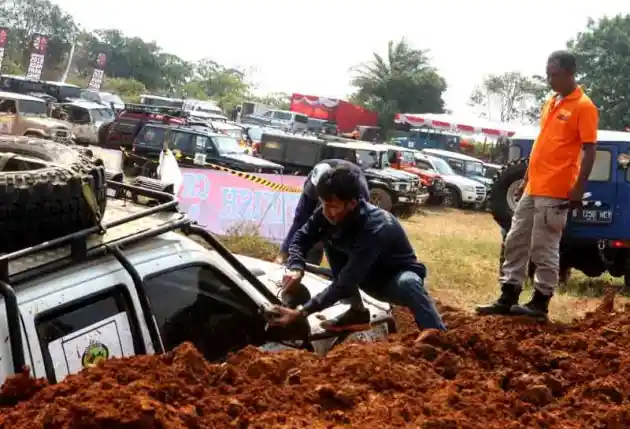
618, 154, 630, 170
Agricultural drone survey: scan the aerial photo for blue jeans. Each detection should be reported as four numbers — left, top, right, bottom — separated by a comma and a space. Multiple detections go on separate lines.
361, 271, 446, 331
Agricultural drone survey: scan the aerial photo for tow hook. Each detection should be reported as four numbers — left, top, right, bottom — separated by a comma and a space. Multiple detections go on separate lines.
598, 240, 607, 251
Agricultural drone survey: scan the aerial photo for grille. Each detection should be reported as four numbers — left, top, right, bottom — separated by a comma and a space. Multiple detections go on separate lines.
475, 186, 486, 197
51, 128, 70, 141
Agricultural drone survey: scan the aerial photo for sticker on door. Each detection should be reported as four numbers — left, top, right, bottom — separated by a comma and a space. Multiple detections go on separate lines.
47, 312, 135, 381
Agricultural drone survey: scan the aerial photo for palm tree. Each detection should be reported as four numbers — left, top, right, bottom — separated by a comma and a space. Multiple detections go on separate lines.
350, 38, 446, 128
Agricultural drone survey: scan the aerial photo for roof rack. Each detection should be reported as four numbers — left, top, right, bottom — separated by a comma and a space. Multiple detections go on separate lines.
0, 178, 280, 377
124, 103, 190, 118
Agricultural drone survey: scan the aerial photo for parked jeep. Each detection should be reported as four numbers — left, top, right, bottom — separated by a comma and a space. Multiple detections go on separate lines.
60, 100, 116, 145
0, 91, 72, 143
384, 145, 447, 205
131, 123, 283, 177
257, 132, 428, 211
490, 128, 630, 288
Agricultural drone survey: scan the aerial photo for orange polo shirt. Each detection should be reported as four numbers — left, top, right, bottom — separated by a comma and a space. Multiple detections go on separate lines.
526, 86, 598, 199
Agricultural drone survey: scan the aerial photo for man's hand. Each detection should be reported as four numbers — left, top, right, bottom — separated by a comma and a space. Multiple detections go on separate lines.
567, 182, 585, 207
282, 269, 304, 292
266, 305, 303, 327
274, 252, 288, 264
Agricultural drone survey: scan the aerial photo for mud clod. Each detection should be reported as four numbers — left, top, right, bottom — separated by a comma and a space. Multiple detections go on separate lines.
3, 299, 630, 428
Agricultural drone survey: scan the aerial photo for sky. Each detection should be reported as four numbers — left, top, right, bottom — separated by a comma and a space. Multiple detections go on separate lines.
53, 0, 628, 116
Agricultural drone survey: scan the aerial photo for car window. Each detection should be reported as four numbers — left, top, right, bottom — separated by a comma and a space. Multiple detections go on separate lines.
272, 111, 292, 121
447, 159, 465, 174
64, 106, 90, 123
194, 135, 210, 151
137, 126, 166, 148
35, 286, 139, 383
508, 144, 522, 162
355, 149, 378, 168
399, 151, 415, 163
91, 108, 115, 122
17, 100, 48, 116
465, 161, 484, 176
431, 157, 455, 175
0, 99, 17, 114
247, 127, 263, 141
170, 131, 194, 153
261, 111, 272, 117
294, 114, 308, 124
81, 90, 99, 102
212, 135, 244, 154
416, 159, 435, 172
143, 265, 263, 361
589, 149, 611, 182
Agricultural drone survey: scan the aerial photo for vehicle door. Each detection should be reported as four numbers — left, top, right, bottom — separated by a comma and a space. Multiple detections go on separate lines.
564, 145, 617, 239
142, 264, 271, 362
0, 98, 18, 135
20, 280, 148, 383
616, 147, 630, 239
190, 134, 213, 166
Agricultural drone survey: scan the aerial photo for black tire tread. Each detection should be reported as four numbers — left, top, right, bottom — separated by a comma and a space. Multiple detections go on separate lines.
0, 136, 107, 253
489, 158, 529, 231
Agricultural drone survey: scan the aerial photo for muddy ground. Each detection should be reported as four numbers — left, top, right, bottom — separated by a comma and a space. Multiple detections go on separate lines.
1, 294, 630, 428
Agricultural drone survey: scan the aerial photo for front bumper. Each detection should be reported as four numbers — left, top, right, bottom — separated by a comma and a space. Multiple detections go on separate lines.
395, 189, 430, 205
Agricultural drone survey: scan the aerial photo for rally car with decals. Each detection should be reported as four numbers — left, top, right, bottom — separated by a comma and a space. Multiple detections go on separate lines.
0, 148, 395, 385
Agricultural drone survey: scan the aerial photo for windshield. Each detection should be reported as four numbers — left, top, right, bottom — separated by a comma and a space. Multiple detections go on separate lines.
221, 128, 243, 139
213, 135, 244, 154
465, 161, 484, 176
91, 108, 115, 122
57, 86, 81, 100
431, 157, 455, 175
355, 149, 379, 168
399, 151, 416, 164
101, 93, 124, 105
18, 100, 48, 116
247, 127, 264, 141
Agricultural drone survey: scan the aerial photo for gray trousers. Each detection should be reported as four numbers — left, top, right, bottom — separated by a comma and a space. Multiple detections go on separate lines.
500, 193, 568, 296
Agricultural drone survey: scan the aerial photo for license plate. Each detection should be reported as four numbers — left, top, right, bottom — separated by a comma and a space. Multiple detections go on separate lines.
571, 208, 613, 224
346, 322, 389, 343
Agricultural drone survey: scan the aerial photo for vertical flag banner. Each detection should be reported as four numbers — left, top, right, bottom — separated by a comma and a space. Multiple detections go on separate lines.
88, 52, 108, 90
0, 28, 8, 70
26, 33, 49, 80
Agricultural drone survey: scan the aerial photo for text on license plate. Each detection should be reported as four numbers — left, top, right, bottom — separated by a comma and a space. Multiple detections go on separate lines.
571, 209, 612, 224
346, 323, 389, 343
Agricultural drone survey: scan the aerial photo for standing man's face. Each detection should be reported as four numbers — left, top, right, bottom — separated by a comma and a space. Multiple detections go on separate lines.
546, 59, 572, 94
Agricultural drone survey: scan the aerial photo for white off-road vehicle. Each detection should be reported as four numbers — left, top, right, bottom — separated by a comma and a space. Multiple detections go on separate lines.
0, 142, 394, 384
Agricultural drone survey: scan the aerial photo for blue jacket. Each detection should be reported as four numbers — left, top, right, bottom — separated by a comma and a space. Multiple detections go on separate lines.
280, 160, 369, 254
288, 200, 427, 314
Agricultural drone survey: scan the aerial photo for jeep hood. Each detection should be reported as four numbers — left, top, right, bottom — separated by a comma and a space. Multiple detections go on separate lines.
364, 167, 414, 182
443, 174, 484, 188
222, 152, 283, 170
470, 175, 493, 186
234, 255, 392, 336
27, 117, 70, 130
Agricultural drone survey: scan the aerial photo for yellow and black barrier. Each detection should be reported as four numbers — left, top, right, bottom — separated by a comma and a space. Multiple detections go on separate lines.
120, 147, 304, 194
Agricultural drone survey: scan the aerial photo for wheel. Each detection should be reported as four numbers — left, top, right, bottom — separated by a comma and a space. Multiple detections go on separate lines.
427, 195, 445, 206
442, 186, 462, 208
369, 187, 393, 212
489, 158, 528, 231
0, 135, 107, 253
97, 121, 113, 148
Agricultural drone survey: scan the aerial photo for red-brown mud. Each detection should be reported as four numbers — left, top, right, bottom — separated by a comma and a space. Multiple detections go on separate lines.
2, 296, 630, 428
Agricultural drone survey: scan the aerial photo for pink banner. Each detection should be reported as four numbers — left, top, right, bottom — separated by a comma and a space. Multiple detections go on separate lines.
177, 168, 306, 242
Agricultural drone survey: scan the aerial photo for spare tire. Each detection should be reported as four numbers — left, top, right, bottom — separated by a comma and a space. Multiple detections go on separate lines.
489, 158, 528, 231
0, 136, 107, 253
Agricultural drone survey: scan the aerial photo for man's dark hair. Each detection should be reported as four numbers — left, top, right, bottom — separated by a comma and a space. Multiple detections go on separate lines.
548, 50, 577, 74
316, 166, 362, 202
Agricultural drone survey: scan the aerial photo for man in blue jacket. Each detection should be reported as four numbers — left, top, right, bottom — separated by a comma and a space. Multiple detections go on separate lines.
275, 159, 370, 265
268, 165, 445, 340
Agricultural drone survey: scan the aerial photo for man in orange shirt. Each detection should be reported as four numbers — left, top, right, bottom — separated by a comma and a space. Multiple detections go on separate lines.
477, 50, 598, 319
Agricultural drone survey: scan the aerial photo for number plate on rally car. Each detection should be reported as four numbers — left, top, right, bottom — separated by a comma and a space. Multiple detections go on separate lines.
571, 208, 613, 224
346, 322, 389, 343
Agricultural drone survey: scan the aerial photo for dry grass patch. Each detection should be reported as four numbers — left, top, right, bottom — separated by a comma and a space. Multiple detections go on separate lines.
216, 208, 624, 323
405, 207, 626, 322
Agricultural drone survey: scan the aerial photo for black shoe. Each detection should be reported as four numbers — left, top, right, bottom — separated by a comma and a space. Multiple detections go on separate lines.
320, 308, 371, 332
510, 290, 550, 319
475, 283, 521, 315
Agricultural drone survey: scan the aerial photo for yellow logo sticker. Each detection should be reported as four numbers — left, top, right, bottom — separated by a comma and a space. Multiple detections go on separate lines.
81, 342, 110, 368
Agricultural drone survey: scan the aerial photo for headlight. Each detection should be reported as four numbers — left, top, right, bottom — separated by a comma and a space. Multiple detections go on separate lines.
464, 186, 475, 192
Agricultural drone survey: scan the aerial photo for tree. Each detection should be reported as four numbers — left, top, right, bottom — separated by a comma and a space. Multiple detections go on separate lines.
468, 72, 547, 123
350, 38, 446, 129
0, 0, 78, 77
252, 92, 291, 110
568, 14, 630, 129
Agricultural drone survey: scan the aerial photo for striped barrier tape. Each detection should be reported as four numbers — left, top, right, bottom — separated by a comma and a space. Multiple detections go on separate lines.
121, 148, 304, 193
